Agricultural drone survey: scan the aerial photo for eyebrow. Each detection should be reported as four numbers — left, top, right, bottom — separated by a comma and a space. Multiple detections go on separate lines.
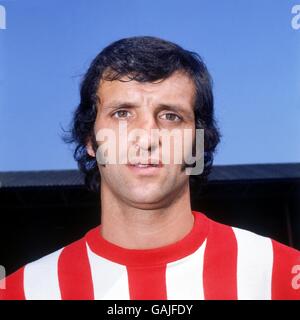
102, 101, 194, 119
103, 102, 139, 110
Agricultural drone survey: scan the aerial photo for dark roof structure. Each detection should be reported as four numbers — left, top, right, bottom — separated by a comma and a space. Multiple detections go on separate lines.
0, 163, 299, 188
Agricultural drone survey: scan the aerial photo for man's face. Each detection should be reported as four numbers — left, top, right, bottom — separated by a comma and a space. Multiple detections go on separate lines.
88, 71, 196, 209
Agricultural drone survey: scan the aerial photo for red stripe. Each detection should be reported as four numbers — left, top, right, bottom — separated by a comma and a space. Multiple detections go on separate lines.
203, 222, 238, 300
58, 239, 94, 300
0, 267, 26, 300
271, 240, 300, 300
127, 265, 167, 300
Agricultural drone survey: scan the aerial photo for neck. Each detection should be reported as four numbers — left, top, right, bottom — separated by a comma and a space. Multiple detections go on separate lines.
99, 183, 194, 249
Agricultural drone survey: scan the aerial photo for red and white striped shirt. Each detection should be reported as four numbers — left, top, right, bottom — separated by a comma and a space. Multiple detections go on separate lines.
1, 211, 300, 300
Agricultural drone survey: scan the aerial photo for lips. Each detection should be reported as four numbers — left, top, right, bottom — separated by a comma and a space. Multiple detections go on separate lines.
126, 160, 163, 175
130, 164, 159, 168
128, 160, 163, 167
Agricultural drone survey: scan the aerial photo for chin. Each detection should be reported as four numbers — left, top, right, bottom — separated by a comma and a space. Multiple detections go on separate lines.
125, 189, 166, 205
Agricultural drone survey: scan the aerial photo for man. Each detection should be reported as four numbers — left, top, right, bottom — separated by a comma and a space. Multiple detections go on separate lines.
1, 36, 299, 300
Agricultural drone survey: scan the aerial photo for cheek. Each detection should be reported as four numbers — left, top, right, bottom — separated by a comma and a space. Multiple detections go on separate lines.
160, 130, 195, 165
182, 138, 194, 162
94, 117, 111, 136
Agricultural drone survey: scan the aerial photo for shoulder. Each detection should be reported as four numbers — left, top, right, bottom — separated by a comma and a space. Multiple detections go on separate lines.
204, 214, 275, 255
0, 237, 87, 300
204, 213, 300, 258
205, 215, 300, 299
207, 215, 300, 265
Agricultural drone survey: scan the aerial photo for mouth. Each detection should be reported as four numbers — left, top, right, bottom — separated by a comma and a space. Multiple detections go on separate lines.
126, 161, 163, 175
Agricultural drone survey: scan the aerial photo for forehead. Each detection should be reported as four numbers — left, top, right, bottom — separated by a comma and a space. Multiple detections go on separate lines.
97, 71, 195, 109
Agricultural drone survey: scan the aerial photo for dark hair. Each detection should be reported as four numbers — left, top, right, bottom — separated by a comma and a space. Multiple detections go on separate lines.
65, 36, 221, 193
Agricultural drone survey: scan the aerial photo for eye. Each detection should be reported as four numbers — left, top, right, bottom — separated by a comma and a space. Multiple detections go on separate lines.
112, 110, 131, 119
160, 113, 182, 122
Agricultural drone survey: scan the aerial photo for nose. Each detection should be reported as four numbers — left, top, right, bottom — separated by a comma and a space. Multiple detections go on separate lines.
131, 114, 160, 153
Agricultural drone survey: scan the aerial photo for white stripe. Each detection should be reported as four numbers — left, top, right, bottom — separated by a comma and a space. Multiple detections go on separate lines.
24, 249, 63, 300
86, 244, 130, 300
233, 227, 273, 300
166, 240, 207, 300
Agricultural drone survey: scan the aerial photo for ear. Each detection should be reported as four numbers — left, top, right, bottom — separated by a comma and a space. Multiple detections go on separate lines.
86, 139, 96, 158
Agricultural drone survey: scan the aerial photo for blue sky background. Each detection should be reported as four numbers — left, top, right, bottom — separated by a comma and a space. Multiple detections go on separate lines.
0, 0, 299, 171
